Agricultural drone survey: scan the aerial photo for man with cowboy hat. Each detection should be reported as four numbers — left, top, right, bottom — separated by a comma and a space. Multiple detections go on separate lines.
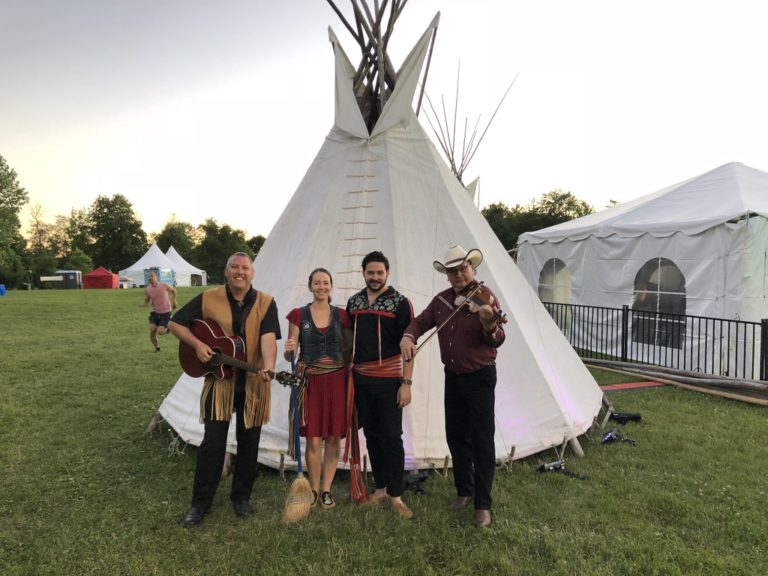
400, 245, 505, 528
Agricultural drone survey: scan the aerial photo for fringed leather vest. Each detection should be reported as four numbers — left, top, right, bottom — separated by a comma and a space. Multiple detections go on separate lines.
200, 286, 273, 428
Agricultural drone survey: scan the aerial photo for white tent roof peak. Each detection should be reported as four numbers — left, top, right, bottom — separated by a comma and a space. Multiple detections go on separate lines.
329, 27, 369, 139
519, 162, 768, 245
165, 245, 207, 286
329, 13, 439, 139
165, 245, 204, 273
122, 242, 176, 271
119, 242, 178, 286
371, 13, 439, 138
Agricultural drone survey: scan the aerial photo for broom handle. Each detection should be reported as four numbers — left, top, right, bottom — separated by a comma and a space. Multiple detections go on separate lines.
290, 352, 303, 475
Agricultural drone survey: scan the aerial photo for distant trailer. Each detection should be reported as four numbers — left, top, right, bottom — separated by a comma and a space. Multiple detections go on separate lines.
52, 270, 83, 289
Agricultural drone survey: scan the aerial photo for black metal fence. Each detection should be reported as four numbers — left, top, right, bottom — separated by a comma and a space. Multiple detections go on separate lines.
543, 303, 768, 381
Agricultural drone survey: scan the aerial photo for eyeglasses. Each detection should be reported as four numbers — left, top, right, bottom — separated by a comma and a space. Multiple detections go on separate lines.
446, 264, 471, 275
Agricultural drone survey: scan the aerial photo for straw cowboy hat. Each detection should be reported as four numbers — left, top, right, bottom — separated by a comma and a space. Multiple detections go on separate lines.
433, 245, 484, 274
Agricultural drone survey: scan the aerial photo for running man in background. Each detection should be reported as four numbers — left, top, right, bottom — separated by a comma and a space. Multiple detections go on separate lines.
140, 271, 177, 352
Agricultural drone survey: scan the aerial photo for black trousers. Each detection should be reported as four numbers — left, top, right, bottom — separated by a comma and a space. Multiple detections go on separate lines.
444, 364, 496, 510
354, 375, 405, 498
191, 386, 262, 509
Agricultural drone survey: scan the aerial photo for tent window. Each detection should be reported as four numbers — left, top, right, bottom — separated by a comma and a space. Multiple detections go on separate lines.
538, 258, 571, 304
632, 258, 686, 348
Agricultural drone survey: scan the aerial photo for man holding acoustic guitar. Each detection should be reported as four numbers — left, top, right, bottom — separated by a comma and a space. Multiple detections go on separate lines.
169, 251, 281, 528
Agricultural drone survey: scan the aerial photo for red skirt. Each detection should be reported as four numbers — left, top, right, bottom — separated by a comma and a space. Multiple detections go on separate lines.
301, 368, 347, 438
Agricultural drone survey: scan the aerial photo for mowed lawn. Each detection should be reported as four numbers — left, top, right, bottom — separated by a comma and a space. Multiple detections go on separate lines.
0, 288, 766, 576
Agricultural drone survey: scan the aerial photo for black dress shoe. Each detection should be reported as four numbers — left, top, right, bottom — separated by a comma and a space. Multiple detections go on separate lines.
448, 496, 472, 511
232, 499, 254, 518
474, 509, 492, 528
182, 506, 205, 527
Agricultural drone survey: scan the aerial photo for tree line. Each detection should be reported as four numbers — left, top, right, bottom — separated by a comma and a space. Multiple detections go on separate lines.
481, 190, 594, 253
1, 153, 592, 289
0, 155, 264, 287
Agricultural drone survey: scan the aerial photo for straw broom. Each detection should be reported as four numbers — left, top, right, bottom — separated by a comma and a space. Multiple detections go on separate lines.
281, 353, 312, 523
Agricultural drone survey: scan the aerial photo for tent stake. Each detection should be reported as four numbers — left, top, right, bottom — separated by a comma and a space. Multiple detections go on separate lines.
600, 394, 615, 429
568, 437, 585, 458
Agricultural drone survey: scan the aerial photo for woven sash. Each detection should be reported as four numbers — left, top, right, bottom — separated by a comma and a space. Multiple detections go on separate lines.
344, 370, 366, 502
305, 357, 346, 375
352, 355, 404, 379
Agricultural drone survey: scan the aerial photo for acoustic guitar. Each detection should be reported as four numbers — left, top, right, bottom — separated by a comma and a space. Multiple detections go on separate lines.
178, 318, 299, 387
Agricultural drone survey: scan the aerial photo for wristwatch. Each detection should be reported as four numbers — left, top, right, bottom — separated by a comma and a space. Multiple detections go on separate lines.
401, 378, 413, 386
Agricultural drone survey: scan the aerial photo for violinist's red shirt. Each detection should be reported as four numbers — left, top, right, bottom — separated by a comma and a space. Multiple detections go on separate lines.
404, 283, 505, 374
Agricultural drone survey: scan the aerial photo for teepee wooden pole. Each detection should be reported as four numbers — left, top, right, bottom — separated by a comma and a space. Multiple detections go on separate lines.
326, 0, 360, 43
463, 73, 518, 169
375, 20, 386, 109
332, 0, 427, 127
358, 0, 376, 29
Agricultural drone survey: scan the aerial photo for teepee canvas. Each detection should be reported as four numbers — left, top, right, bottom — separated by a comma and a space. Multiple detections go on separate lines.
159, 4, 603, 469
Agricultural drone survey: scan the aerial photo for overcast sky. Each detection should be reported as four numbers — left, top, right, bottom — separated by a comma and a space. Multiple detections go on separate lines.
2, 0, 767, 240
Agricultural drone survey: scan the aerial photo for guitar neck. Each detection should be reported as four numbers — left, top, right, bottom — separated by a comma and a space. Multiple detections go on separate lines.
217, 354, 270, 376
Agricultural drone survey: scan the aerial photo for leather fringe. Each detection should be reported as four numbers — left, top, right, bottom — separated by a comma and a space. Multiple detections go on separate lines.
245, 373, 271, 428
199, 374, 271, 428
200, 377, 234, 422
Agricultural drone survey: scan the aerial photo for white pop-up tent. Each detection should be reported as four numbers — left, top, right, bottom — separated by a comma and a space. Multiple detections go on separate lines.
120, 243, 177, 287
159, 8, 603, 469
165, 246, 207, 287
516, 162, 768, 377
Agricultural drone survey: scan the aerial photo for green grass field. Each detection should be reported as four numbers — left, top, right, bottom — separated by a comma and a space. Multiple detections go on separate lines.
1, 288, 766, 575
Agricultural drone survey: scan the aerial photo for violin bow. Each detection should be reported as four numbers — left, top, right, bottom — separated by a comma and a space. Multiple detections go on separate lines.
412, 281, 485, 356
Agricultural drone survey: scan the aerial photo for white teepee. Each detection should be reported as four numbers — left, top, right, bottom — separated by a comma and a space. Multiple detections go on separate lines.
159, 9, 603, 469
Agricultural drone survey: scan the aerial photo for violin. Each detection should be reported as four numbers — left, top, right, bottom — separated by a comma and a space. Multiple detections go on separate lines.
454, 282, 508, 323
408, 281, 507, 359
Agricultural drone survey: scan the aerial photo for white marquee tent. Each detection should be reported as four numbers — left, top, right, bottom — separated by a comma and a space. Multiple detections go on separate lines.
119, 242, 177, 287
165, 246, 207, 287
516, 162, 768, 377
158, 12, 603, 469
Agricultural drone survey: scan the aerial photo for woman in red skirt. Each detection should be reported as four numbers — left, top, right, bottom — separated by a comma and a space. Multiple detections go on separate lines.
284, 268, 352, 509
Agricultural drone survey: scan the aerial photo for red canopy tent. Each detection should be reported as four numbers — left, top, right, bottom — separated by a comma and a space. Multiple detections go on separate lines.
84, 266, 119, 289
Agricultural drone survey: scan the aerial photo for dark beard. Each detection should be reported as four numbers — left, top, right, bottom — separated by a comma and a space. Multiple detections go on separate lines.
365, 279, 385, 292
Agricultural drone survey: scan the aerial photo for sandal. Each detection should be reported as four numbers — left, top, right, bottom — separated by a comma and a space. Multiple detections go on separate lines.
391, 499, 413, 519
320, 491, 336, 509
311, 490, 318, 507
